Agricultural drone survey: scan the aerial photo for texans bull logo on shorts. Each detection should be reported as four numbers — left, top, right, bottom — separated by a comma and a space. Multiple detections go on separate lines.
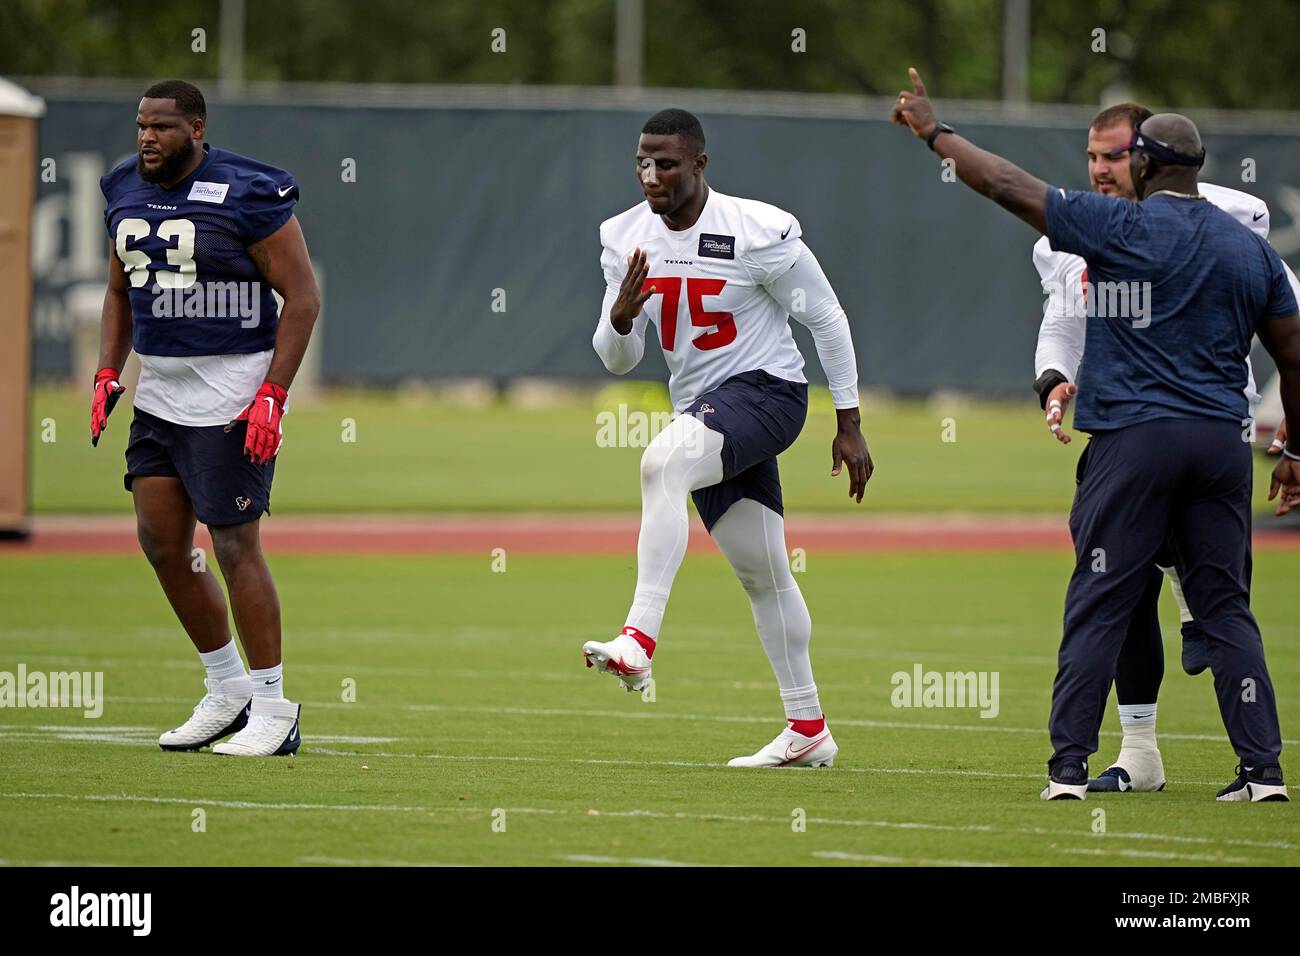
235, 496, 251, 511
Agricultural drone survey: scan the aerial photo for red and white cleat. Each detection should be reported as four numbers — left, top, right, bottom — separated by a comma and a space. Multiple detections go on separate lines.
582, 631, 653, 693
727, 725, 838, 768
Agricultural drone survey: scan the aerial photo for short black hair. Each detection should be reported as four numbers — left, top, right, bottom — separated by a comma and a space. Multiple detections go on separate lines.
642, 108, 705, 154
142, 79, 207, 121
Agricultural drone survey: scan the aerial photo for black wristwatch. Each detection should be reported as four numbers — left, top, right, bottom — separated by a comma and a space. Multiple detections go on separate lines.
926, 122, 955, 151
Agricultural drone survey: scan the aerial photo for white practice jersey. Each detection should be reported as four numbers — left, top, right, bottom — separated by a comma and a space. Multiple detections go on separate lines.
1033, 182, 1300, 408
134, 351, 274, 426
593, 189, 858, 413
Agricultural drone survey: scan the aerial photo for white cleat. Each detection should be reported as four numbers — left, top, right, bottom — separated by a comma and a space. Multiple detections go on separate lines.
212, 698, 301, 757
582, 631, 652, 693
1088, 745, 1166, 793
727, 725, 837, 768
158, 675, 253, 751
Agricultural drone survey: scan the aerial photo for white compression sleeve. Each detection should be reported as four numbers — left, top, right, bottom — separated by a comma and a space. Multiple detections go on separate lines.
624, 414, 725, 638
710, 497, 821, 719
765, 242, 860, 409
1032, 245, 1086, 383
592, 284, 648, 375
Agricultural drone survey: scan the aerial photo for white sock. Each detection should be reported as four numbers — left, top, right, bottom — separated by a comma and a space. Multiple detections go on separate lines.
250, 664, 284, 700
779, 683, 823, 722
1118, 703, 1157, 749
199, 639, 246, 682
712, 498, 821, 720
624, 414, 725, 639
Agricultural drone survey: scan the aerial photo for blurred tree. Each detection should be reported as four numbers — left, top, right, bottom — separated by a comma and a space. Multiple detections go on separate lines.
2, 0, 1298, 109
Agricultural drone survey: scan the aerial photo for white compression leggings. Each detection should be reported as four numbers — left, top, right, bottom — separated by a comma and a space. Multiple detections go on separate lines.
625, 414, 822, 720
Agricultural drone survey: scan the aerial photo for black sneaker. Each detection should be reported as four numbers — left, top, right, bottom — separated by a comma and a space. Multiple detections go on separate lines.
1216, 764, 1289, 803
1180, 620, 1211, 676
1041, 758, 1088, 800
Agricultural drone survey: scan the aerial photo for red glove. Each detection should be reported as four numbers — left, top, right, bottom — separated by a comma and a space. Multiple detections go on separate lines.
226, 381, 288, 465
90, 367, 126, 447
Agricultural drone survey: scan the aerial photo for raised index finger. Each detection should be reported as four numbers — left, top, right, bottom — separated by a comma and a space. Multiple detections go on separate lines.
909, 67, 926, 98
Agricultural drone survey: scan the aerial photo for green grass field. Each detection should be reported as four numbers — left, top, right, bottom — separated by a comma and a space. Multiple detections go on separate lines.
2, 549, 1297, 867
29, 385, 1289, 516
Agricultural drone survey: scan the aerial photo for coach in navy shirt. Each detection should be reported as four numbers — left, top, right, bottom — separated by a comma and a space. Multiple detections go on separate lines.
892, 69, 1300, 802
1047, 187, 1293, 430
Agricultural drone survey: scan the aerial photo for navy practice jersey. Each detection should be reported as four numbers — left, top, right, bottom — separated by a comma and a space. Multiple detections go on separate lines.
1045, 187, 1298, 431
101, 144, 299, 357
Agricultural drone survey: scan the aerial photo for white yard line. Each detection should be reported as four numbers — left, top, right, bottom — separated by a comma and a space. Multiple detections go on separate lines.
1060, 846, 1251, 864
0, 858, 117, 867
15, 693, 1290, 746
813, 850, 1007, 867
1, 791, 1290, 856
0, 791, 426, 812
558, 854, 730, 867
299, 856, 465, 867
0, 719, 1243, 787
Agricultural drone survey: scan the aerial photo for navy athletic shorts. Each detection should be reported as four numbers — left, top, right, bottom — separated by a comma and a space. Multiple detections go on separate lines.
684, 369, 809, 532
123, 407, 274, 527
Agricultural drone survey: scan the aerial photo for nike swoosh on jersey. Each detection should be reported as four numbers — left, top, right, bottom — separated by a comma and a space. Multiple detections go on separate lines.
1253, 211, 1265, 221
277, 185, 293, 197
780, 224, 792, 239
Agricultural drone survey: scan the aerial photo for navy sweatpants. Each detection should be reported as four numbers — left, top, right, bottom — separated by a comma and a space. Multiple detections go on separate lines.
1049, 419, 1282, 769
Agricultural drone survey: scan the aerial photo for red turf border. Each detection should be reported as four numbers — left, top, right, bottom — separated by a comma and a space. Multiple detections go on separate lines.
2, 514, 1296, 555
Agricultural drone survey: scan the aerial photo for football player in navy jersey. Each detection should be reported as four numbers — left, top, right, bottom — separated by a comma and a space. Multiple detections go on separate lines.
92, 80, 320, 757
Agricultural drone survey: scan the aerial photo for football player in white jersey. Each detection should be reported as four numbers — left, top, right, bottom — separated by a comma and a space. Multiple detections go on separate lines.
585, 109, 872, 768
1030, 102, 1298, 792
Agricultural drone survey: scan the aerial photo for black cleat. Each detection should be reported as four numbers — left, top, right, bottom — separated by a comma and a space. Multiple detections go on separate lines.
1041, 759, 1088, 800
1216, 764, 1289, 803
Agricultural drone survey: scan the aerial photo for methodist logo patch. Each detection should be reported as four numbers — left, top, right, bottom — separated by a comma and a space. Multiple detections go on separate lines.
187, 181, 229, 204
698, 234, 735, 259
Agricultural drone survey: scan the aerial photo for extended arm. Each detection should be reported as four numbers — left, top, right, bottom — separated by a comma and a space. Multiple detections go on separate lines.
891, 68, 1049, 233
